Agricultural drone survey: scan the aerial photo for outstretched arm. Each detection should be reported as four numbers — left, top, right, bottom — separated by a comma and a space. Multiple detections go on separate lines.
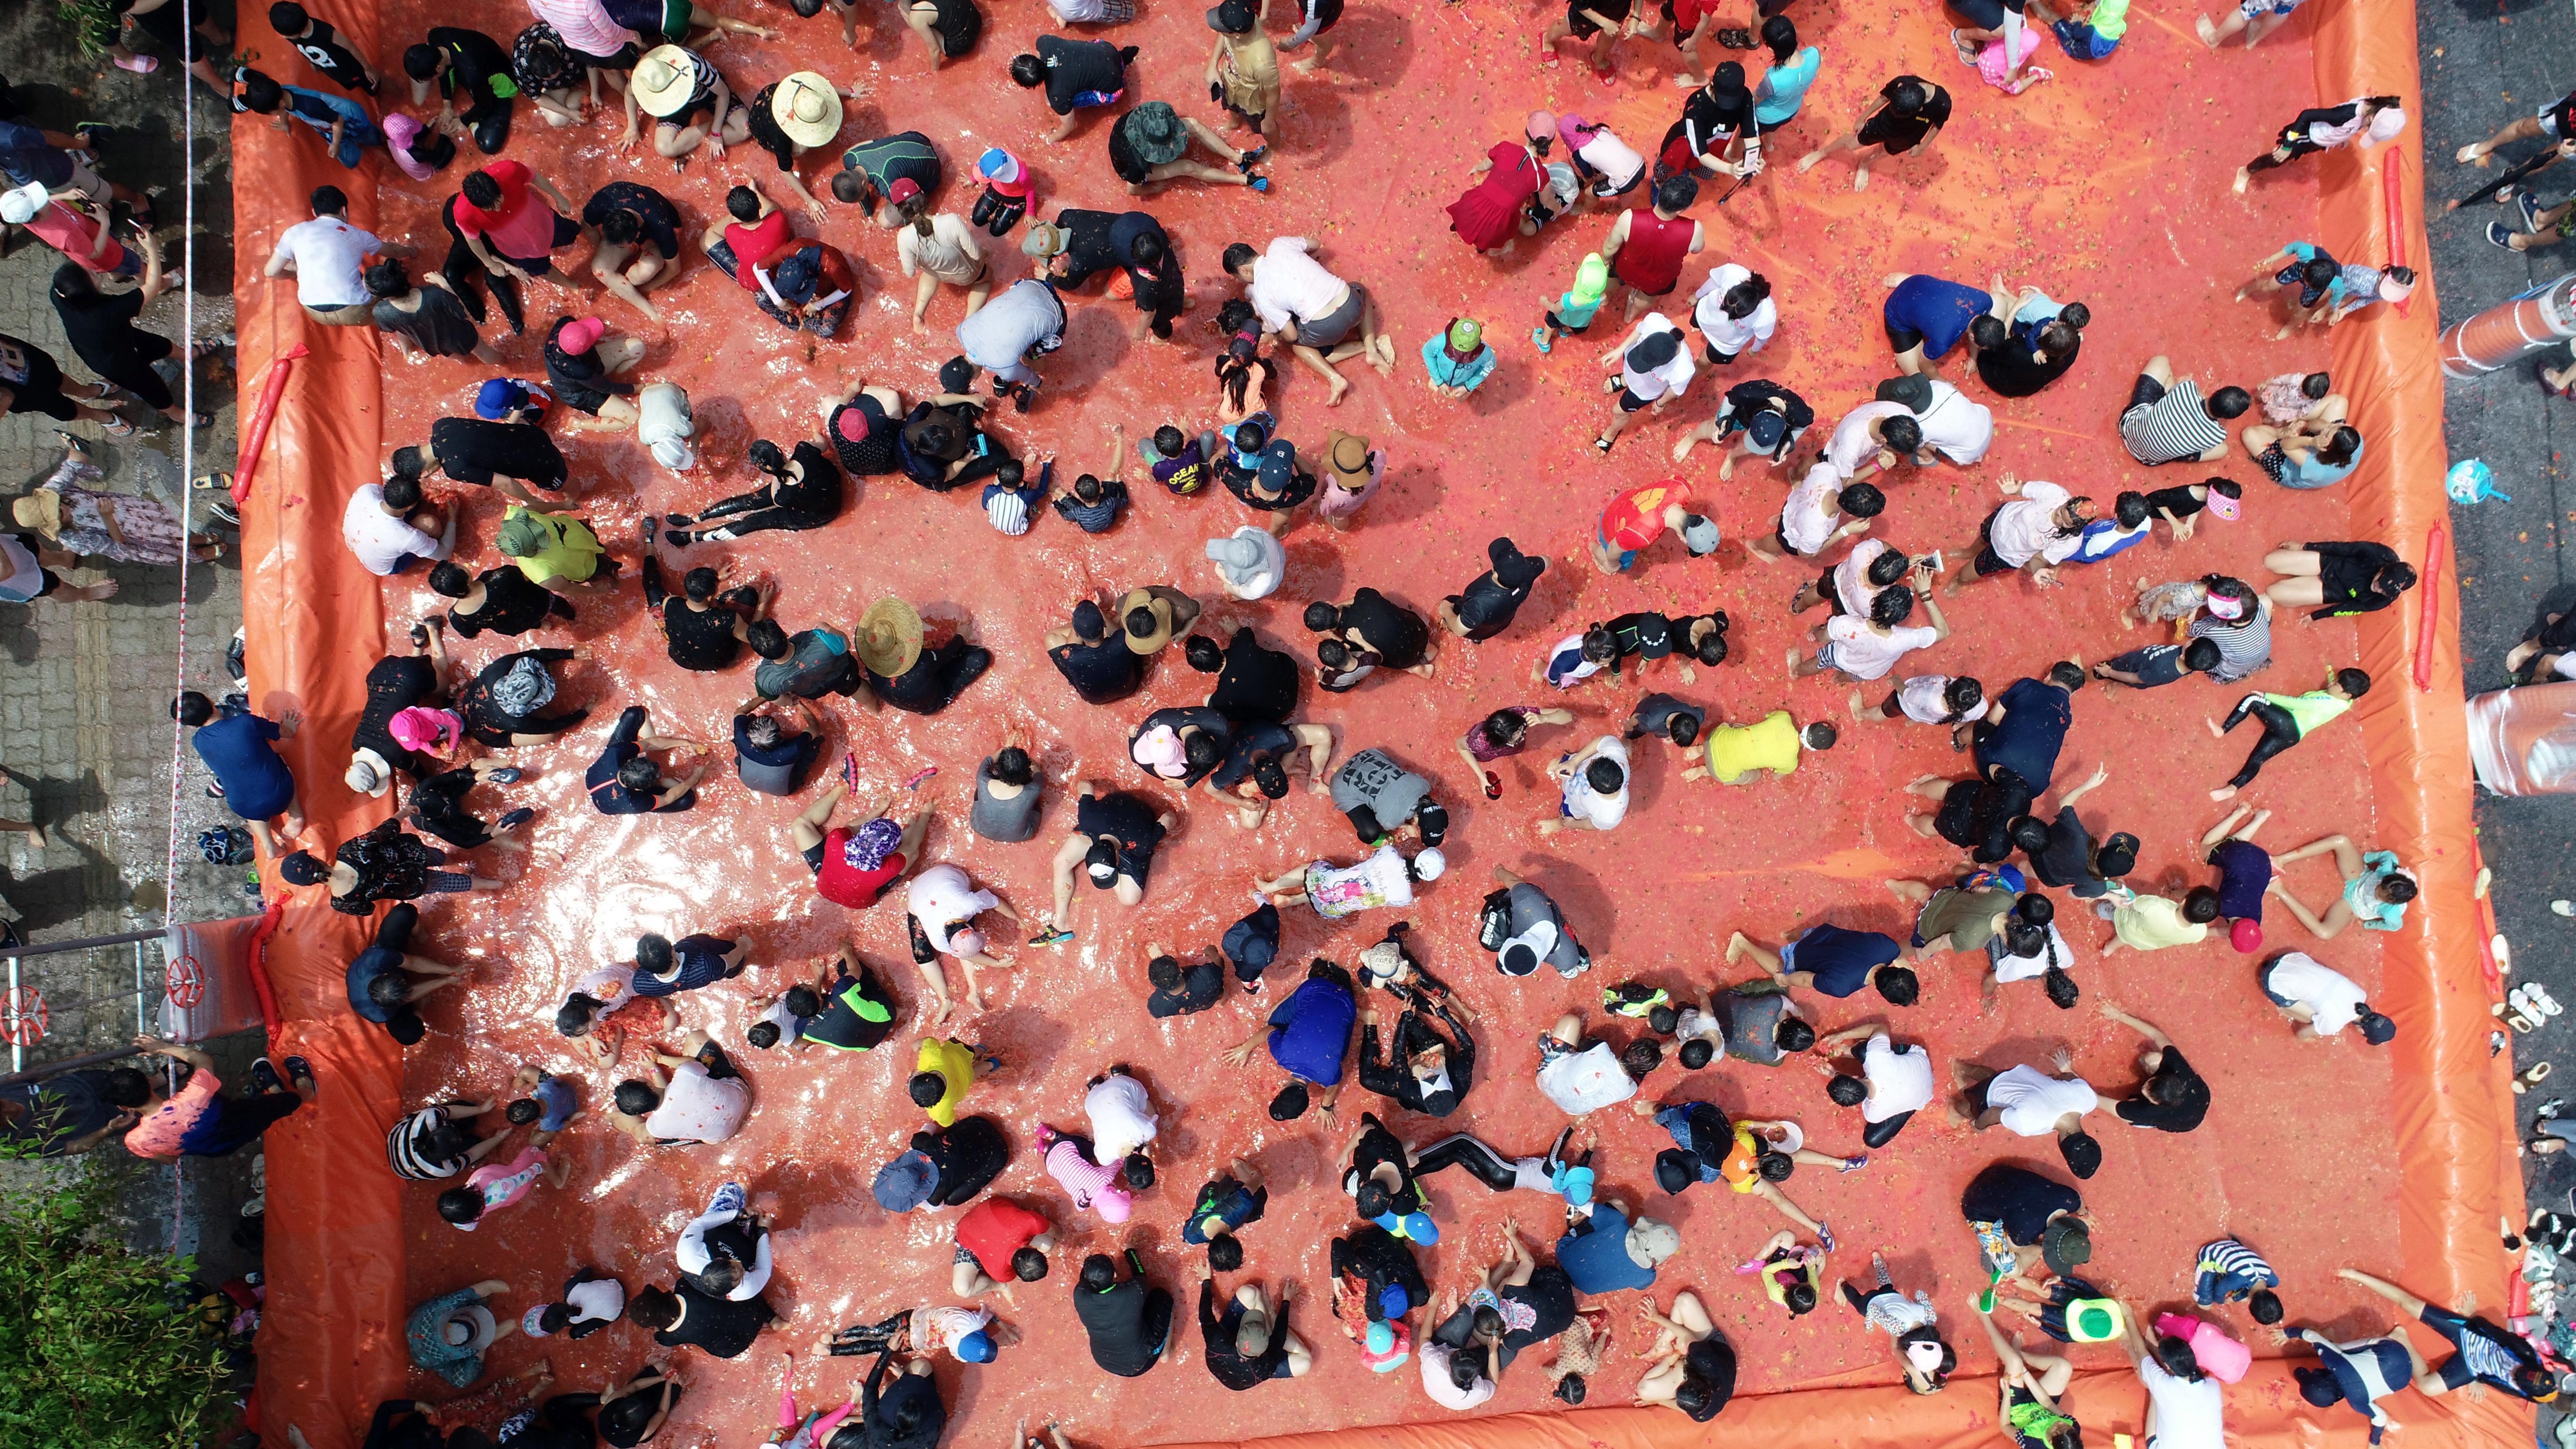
2096, 1000, 2171, 1050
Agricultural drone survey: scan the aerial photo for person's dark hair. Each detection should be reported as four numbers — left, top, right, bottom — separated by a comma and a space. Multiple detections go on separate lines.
1653, 174, 1699, 213
726, 185, 763, 223
1840, 483, 1886, 520
1674, 1380, 1715, 1418
1803, 720, 1839, 751
271, 3, 315, 33
1679, 1038, 1716, 1070
600, 208, 644, 248
1886, 78, 1928, 113
1603, 1037, 1654, 1083
1268, 1080, 1310, 1120
692, 1256, 747, 1297
614, 1079, 660, 1116
617, 756, 662, 795
995, 459, 1025, 490
1470, 1305, 1505, 1343
1152, 424, 1189, 460
1233, 419, 1268, 453
1184, 731, 1224, 773
173, 691, 215, 727
2295, 1366, 2343, 1409
1879, 415, 1922, 455
908, 1071, 947, 1107
310, 184, 348, 216
388, 444, 431, 482
2207, 386, 2252, 420
1940, 676, 1984, 717
2006, 815, 2050, 856
1759, 13, 1799, 60
1253, 756, 1290, 799
1001, 1243, 1049, 1281
1008, 52, 1046, 87
2095, 833, 2140, 879
746, 1020, 782, 1049
1079, 1253, 1118, 1291
681, 567, 720, 603
2042, 965, 2079, 1009
1756, 1149, 1795, 1183
2239, 1288, 2283, 1325
982, 746, 1034, 789
2035, 319, 2082, 355
2336, 667, 2375, 699
1556, 1373, 1588, 1405
1581, 627, 1618, 664
1129, 230, 1166, 269
419, 1119, 478, 1165
99, 1068, 151, 1108
1450, 1352, 1486, 1393
1586, 757, 1625, 796
368, 971, 413, 1009
1180, 635, 1223, 673
775, 983, 820, 1019
386, 1015, 426, 1046
634, 933, 676, 975
2154, 1335, 2203, 1383
1481, 708, 1530, 752
1827, 1072, 1868, 1106
237, 69, 284, 113
1866, 550, 1912, 587
402, 41, 441, 80
829, 169, 870, 205
1722, 274, 1772, 320
1302, 601, 1341, 633
2014, 893, 2054, 926
534, 1301, 573, 1335
381, 475, 426, 515
427, 560, 473, 599
1873, 965, 1919, 1006
626, 1286, 681, 1329
1662, 709, 1703, 747
1777, 1017, 1816, 1053
1784, 1280, 1818, 1316
2180, 886, 2223, 924
2047, 660, 2088, 693
2113, 491, 2150, 530
746, 620, 790, 660
2059, 1130, 2101, 1179
2300, 258, 2339, 293
2381, 874, 2418, 904
1148, 954, 1183, 991
1648, 1003, 1680, 1034
2385, 265, 2416, 289
2057, 302, 2091, 331
460, 169, 503, 209
1207, 1233, 1243, 1271
1222, 242, 1260, 275
1695, 630, 1728, 667
2182, 637, 2223, 673
557, 993, 602, 1037
1860, 585, 1913, 628
435, 1187, 484, 1224
1355, 1179, 1393, 1220
1969, 314, 2006, 351
2300, 370, 2332, 400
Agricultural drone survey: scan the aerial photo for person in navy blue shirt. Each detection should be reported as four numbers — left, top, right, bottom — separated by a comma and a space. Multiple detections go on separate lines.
1225, 958, 1355, 1120
1555, 1199, 1680, 1294
633, 932, 745, 997
1972, 661, 2085, 795
176, 691, 306, 854
586, 704, 710, 815
1878, 271, 1993, 377
1727, 924, 1917, 1005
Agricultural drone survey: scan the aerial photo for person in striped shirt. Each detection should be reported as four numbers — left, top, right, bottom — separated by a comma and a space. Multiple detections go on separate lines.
2120, 357, 2248, 465
2191, 1238, 2282, 1320
983, 458, 1048, 535
2337, 1266, 2560, 1402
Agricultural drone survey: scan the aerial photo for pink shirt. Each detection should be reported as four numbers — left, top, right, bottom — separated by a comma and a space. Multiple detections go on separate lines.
452, 1147, 549, 1231
1045, 1137, 1131, 1222
2153, 1312, 2252, 1384
523, 0, 637, 58
124, 1071, 219, 1157
25, 198, 130, 274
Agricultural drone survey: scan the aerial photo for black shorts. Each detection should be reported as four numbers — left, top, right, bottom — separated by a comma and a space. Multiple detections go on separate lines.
802, 840, 826, 873
1884, 321, 1927, 355
1857, 110, 1935, 154
1773, 521, 1799, 555
1703, 341, 1739, 365
1947, 0, 2016, 28
1970, 506, 2015, 577
2129, 372, 2167, 409
1565, 0, 1627, 36
571, 40, 644, 70
29, 568, 59, 598
1618, 386, 1654, 412
1817, 567, 1846, 613
1545, 309, 1594, 333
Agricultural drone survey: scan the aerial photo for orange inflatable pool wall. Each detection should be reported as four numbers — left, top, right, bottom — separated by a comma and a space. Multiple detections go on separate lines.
226, 0, 2529, 1442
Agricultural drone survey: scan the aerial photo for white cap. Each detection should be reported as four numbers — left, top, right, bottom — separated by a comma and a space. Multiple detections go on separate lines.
0, 181, 49, 225
1411, 847, 1446, 881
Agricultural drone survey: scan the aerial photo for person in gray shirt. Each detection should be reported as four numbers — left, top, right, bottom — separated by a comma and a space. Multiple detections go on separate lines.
1327, 747, 1449, 846
1482, 866, 1590, 978
971, 735, 1045, 843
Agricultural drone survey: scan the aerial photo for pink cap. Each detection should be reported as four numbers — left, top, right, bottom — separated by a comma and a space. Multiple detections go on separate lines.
2203, 592, 2247, 621
388, 706, 462, 755
381, 113, 436, 183
2206, 489, 2241, 522
1130, 724, 1186, 777
2229, 918, 2263, 953
556, 316, 607, 354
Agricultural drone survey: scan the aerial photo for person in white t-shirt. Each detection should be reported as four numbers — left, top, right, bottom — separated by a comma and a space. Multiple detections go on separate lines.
1421, 1336, 1497, 1410
1542, 735, 1629, 835
1750, 463, 1883, 562
342, 474, 454, 577
1594, 313, 1695, 454
1852, 673, 1987, 745
1084, 1065, 1160, 1166
904, 862, 1020, 1019
2120, 1301, 2229, 1449
1985, 917, 2077, 1006
1823, 401, 1923, 480
1690, 263, 1776, 364
612, 1038, 752, 1146
1901, 376, 1995, 467
1954, 1052, 2103, 1178
265, 185, 413, 320
2260, 951, 2395, 1044
1818, 1024, 1933, 1148
1255, 842, 1445, 920
1944, 473, 2094, 596
1795, 562, 1949, 684
1535, 1011, 1645, 1114
676, 1180, 775, 1299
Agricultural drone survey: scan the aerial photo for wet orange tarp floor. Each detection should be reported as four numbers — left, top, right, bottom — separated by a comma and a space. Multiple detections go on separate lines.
311, 0, 2407, 1439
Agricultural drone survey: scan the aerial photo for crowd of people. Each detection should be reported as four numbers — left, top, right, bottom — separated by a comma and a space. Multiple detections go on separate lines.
0, 0, 2521, 1444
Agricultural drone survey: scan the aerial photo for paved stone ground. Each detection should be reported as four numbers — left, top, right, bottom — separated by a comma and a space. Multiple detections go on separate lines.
0, 0, 262, 1278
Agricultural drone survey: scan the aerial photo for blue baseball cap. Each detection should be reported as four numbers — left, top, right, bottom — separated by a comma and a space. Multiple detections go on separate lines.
1377, 1282, 1410, 1319
1373, 1210, 1439, 1245
955, 1329, 996, 1363
475, 378, 527, 419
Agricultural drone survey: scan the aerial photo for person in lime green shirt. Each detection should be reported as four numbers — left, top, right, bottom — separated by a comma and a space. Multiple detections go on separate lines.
2100, 884, 2219, 955
910, 1036, 997, 1127
2028, 0, 2123, 59
1682, 709, 1837, 786
2206, 666, 2368, 802
495, 501, 618, 595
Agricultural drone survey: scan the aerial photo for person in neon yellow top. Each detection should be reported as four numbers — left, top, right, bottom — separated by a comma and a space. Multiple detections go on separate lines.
910, 1036, 995, 1126
495, 501, 616, 593
1682, 709, 1837, 785
2026, 0, 2124, 60
2100, 884, 2219, 955
2206, 666, 2367, 802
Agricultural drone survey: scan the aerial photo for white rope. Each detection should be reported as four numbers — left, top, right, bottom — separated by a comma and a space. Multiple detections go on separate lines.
157, 0, 202, 1247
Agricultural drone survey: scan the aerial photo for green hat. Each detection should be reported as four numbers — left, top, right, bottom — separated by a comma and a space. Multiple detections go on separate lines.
1570, 253, 1610, 305
2067, 1297, 2124, 1344
1447, 319, 1482, 353
495, 513, 553, 557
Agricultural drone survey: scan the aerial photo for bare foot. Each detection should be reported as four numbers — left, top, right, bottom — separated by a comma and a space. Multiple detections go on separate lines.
2194, 13, 2219, 45
1795, 151, 1822, 173
2231, 168, 2249, 195
1718, 451, 1737, 480
1724, 931, 1750, 965
1852, 163, 1870, 192
1325, 374, 1351, 407
1848, 690, 1867, 718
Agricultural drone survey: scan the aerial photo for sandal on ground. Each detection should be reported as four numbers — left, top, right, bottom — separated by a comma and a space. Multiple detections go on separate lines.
1716, 26, 1755, 46
114, 54, 160, 73
497, 807, 536, 830
99, 415, 135, 436
2516, 189, 2545, 233
192, 471, 233, 491
190, 337, 225, 360
186, 411, 212, 429
1593, 435, 1615, 453
1236, 145, 1268, 173
248, 1057, 283, 1094
282, 1055, 316, 1094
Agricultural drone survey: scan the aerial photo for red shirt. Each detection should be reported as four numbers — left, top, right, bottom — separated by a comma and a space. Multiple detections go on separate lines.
1600, 479, 1689, 552
724, 211, 794, 290
754, 237, 857, 301
1671, 0, 1721, 30
451, 160, 561, 260
815, 825, 905, 908
956, 1198, 1048, 1277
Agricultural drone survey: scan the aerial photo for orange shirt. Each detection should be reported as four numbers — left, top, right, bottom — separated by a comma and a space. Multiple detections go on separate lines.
1600, 479, 1688, 552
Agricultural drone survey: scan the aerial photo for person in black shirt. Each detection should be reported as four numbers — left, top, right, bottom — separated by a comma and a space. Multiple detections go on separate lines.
274, 3, 380, 94
544, 314, 642, 427
1049, 783, 1175, 927
405, 27, 514, 153
1010, 37, 1136, 142
1675, 377, 1815, 472
1193, 627, 1303, 722
742, 73, 841, 218
1203, 718, 1334, 829
1073, 1248, 1174, 1377
459, 647, 591, 748
366, 260, 498, 362
431, 561, 577, 639
1329, 1223, 1428, 1322
1308, 588, 1437, 673
1130, 704, 1231, 788
408, 759, 534, 852
854, 595, 992, 715
639, 534, 761, 671
1907, 769, 2034, 864
870, 1114, 1010, 1209
857, 1346, 947, 1449
579, 181, 685, 320
1147, 942, 1229, 1017
2261, 541, 2415, 621
395, 416, 568, 498
49, 257, 209, 428
2099, 1004, 2207, 1132
585, 704, 709, 815
1796, 74, 1951, 187
663, 438, 845, 546
1199, 1276, 1310, 1389
628, 1281, 775, 1359
1046, 599, 1148, 704
1027, 206, 1182, 337
1958, 1163, 2090, 1283
352, 633, 451, 780
1357, 1000, 1474, 1116
0, 1063, 148, 1155
829, 383, 907, 477
1972, 308, 2085, 397
1440, 537, 1548, 642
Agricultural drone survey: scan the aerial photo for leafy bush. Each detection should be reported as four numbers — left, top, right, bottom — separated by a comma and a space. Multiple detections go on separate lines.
58, 0, 120, 56
0, 1164, 232, 1449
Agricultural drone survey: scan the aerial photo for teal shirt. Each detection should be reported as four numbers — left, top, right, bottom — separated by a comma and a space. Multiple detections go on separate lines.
1421, 335, 1497, 391
1754, 48, 1821, 126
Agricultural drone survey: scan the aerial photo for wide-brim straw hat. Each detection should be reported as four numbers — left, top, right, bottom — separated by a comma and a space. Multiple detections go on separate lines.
856, 597, 925, 676
632, 46, 700, 119
772, 72, 843, 148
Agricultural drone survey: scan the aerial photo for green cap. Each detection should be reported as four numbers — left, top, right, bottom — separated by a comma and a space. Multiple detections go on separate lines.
495, 512, 553, 557
1570, 253, 1610, 305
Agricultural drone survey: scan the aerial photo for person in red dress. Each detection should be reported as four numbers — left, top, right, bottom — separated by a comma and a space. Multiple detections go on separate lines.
1445, 113, 1554, 258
